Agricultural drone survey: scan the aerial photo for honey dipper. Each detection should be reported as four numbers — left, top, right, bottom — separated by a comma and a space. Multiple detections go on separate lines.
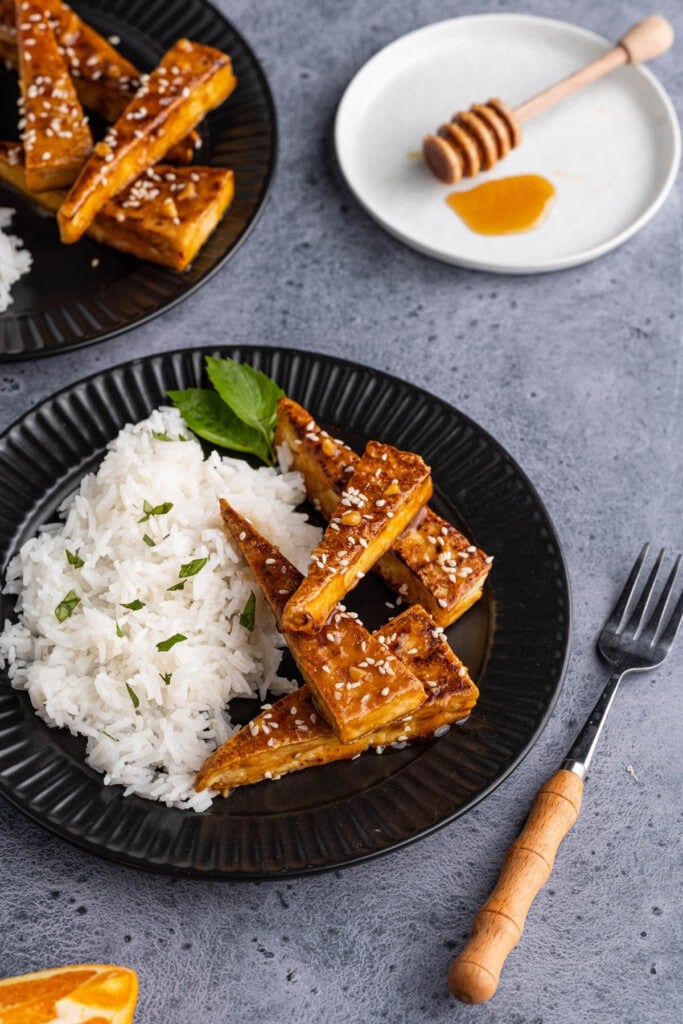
422, 15, 674, 184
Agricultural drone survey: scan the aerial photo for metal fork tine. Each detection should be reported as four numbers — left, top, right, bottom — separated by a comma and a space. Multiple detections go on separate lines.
628, 548, 666, 636
641, 554, 681, 644
604, 543, 649, 633
658, 578, 683, 651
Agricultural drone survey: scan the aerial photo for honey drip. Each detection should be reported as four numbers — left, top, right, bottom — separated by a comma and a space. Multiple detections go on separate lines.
446, 175, 555, 235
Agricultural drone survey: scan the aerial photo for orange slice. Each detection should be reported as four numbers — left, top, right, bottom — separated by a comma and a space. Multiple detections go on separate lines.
0, 964, 138, 1024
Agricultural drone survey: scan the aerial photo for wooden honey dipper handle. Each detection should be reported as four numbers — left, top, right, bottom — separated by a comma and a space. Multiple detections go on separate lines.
515, 15, 674, 123
448, 770, 584, 1004
423, 15, 674, 184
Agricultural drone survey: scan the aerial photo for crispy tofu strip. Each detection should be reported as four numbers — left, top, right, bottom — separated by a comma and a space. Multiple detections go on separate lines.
0, 0, 14, 62
282, 441, 432, 633
220, 500, 426, 743
57, 38, 236, 243
275, 398, 493, 627
15, 0, 92, 191
0, 142, 234, 271
0, 0, 197, 162
195, 604, 478, 795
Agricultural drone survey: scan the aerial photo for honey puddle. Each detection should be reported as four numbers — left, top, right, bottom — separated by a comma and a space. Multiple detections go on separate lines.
447, 175, 555, 235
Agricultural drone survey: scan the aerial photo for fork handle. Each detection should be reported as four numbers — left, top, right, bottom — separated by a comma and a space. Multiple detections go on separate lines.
448, 769, 584, 1004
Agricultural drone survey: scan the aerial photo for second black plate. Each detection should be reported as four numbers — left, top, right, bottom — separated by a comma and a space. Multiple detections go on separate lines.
0, 347, 570, 876
0, 0, 276, 360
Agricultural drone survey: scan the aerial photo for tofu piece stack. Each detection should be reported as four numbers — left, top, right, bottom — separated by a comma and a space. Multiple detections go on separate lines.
281, 440, 433, 633
275, 398, 493, 627
0, 143, 234, 271
219, 500, 427, 744
196, 507, 478, 795
15, 0, 92, 191
57, 37, 236, 243
0, 0, 198, 162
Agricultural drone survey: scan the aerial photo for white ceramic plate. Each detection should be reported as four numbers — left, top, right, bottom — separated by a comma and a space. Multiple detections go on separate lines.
334, 13, 681, 273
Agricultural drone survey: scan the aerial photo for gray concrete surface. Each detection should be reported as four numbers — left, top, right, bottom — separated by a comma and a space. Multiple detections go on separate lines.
0, 1, 681, 1021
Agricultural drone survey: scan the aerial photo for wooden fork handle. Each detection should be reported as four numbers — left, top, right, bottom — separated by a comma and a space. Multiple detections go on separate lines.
448, 769, 584, 1004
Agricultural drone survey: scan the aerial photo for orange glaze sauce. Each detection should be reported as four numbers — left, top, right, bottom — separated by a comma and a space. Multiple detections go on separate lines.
446, 175, 555, 235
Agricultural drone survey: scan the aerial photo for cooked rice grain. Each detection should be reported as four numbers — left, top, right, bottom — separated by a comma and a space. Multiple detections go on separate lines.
0, 407, 320, 811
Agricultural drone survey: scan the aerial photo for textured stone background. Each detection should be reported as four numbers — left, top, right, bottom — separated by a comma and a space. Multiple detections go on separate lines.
0, 1, 681, 1021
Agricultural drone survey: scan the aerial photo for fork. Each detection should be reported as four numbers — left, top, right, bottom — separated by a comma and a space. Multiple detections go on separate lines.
448, 544, 683, 1004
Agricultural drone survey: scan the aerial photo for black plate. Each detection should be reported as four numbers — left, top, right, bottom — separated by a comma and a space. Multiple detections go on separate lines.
0, 0, 276, 360
0, 347, 570, 877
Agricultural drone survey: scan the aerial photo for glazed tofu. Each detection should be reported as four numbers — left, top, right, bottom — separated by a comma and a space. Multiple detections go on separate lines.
57, 38, 236, 243
195, 603, 478, 795
86, 163, 235, 271
0, 0, 198, 162
220, 500, 426, 743
195, 687, 365, 793
371, 605, 479, 744
0, 142, 234, 270
0, 0, 15, 63
275, 398, 493, 627
282, 441, 432, 633
15, 0, 92, 191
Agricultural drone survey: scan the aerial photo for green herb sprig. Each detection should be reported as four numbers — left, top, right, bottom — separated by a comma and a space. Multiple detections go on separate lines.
138, 500, 174, 524
65, 549, 84, 568
168, 357, 284, 466
239, 591, 256, 631
179, 557, 208, 578
55, 590, 80, 622
157, 633, 187, 652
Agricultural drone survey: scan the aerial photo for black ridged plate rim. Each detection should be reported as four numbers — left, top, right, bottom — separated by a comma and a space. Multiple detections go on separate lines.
0, 0, 277, 361
0, 347, 571, 877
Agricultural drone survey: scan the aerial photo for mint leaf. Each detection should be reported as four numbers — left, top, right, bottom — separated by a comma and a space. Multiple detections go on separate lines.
142, 534, 155, 547
126, 682, 140, 709
138, 499, 173, 523
179, 557, 208, 578
167, 581, 185, 592
239, 591, 256, 631
65, 549, 84, 568
167, 388, 273, 465
115, 621, 123, 638
121, 599, 145, 611
160, 672, 173, 686
152, 430, 171, 441
156, 633, 187, 652
55, 590, 80, 622
205, 357, 284, 435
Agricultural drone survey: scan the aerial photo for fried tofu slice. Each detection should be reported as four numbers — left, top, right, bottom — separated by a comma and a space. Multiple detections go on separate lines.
281, 441, 432, 633
220, 500, 426, 743
195, 602, 478, 795
57, 38, 236, 243
15, 0, 93, 191
0, 0, 15, 63
275, 398, 493, 627
372, 604, 478, 741
0, 142, 233, 270
0, 0, 198, 163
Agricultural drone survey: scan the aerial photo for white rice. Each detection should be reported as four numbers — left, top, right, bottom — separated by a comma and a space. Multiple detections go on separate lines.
0, 407, 321, 811
0, 208, 32, 313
